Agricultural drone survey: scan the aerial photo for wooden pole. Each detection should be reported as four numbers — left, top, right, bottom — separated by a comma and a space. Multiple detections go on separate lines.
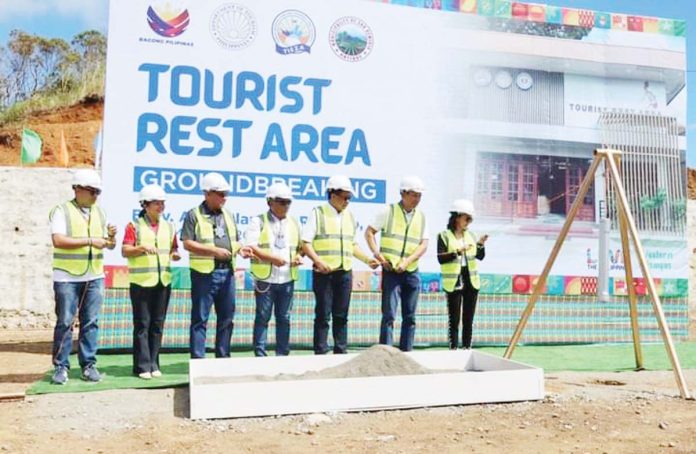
504, 154, 603, 359
611, 153, 644, 369
601, 148, 692, 399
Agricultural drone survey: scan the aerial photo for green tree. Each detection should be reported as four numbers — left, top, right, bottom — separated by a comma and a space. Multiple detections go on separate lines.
71, 30, 106, 95
36, 37, 73, 92
7, 30, 40, 101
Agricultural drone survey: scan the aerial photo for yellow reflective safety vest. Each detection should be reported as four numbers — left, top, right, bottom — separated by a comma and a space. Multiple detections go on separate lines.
50, 201, 106, 276
250, 213, 301, 281
379, 203, 425, 272
311, 204, 355, 271
189, 206, 238, 273
439, 229, 480, 292
127, 217, 175, 287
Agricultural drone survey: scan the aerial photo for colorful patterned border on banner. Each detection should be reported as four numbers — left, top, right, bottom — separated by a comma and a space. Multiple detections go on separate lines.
371, 0, 687, 37
104, 266, 688, 297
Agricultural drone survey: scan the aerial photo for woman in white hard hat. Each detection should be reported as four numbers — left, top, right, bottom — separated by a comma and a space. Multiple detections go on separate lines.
436, 199, 488, 349
121, 184, 180, 379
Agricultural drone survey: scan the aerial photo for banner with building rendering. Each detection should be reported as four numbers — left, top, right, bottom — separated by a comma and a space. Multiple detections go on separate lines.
100, 0, 688, 295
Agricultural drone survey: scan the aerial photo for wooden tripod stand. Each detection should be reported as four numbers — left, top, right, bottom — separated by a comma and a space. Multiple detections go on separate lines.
503, 148, 692, 399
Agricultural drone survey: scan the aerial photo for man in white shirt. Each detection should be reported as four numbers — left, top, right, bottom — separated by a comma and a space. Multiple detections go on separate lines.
49, 169, 117, 384
245, 183, 303, 356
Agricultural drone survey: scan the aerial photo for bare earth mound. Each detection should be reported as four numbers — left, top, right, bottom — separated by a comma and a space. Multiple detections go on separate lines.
0, 98, 103, 167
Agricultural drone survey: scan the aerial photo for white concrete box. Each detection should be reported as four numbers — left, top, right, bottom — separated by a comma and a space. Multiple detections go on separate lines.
189, 350, 544, 420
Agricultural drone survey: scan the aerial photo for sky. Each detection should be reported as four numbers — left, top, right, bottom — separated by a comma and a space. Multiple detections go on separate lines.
0, 0, 693, 163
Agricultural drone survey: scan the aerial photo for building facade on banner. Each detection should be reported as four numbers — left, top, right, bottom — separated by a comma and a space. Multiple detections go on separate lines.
425, 3, 687, 297
96, 0, 689, 347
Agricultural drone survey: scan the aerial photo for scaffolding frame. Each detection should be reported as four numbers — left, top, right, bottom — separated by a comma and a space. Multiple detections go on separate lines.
503, 148, 692, 399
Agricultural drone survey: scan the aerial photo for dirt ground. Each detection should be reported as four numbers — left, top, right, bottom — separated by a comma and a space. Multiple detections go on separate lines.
0, 98, 102, 167
0, 332, 695, 453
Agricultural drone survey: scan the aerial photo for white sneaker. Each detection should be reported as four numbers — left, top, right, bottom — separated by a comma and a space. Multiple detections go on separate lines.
151, 370, 162, 378
138, 372, 152, 379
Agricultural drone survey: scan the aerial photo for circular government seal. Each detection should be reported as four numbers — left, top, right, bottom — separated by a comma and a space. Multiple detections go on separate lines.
209, 3, 257, 50
272, 10, 315, 55
329, 16, 374, 62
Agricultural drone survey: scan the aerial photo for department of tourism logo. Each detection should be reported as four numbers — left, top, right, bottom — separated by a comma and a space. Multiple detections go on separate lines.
329, 16, 374, 62
146, 3, 190, 38
272, 10, 315, 55
210, 3, 257, 50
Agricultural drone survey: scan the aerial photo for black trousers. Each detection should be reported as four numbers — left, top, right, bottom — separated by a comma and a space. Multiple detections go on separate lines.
130, 283, 171, 374
312, 270, 352, 354
446, 285, 478, 349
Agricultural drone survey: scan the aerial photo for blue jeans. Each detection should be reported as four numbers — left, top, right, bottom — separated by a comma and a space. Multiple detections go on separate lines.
313, 270, 352, 354
380, 271, 421, 351
52, 279, 104, 369
253, 281, 294, 357
190, 269, 236, 358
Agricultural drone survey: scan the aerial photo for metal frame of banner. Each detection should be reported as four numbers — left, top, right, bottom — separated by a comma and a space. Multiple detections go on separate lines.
503, 148, 692, 400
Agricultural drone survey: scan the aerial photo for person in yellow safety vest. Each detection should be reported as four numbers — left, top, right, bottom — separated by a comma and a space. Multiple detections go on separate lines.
436, 199, 488, 350
366, 176, 429, 352
302, 175, 379, 354
49, 169, 117, 385
121, 184, 181, 379
181, 172, 252, 359
245, 182, 304, 357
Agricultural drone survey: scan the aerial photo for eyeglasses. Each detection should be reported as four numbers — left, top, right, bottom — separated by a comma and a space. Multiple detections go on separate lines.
211, 191, 228, 198
80, 186, 101, 196
272, 198, 292, 206
333, 192, 352, 201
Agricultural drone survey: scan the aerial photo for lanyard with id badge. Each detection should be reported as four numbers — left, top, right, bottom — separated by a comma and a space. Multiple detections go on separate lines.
273, 219, 287, 249
213, 214, 226, 239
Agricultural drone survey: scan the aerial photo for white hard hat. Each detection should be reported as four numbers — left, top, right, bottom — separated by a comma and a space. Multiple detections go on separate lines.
266, 182, 293, 200
139, 184, 167, 202
326, 175, 353, 194
399, 176, 425, 193
201, 172, 231, 192
450, 199, 475, 217
72, 169, 102, 190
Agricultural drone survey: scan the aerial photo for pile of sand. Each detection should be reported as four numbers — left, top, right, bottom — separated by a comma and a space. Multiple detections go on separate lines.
300, 344, 430, 380
196, 345, 432, 385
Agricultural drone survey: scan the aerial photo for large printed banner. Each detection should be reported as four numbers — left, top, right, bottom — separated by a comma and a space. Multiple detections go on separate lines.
102, 0, 688, 292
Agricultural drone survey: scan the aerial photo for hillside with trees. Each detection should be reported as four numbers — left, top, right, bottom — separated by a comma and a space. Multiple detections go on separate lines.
0, 29, 105, 166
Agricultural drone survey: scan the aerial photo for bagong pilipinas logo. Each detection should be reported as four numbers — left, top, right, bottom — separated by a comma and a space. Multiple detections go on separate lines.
146, 3, 190, 38
329, 16, 374, 62
210, 3, 257, 50
272, 10, 315, 55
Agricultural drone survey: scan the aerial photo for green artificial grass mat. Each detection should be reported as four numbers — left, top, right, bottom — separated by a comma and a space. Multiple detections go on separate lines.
27, 349, 308, 395
28, 352, 192, 395
27, 342, 696, 395
478, 342, 696, 372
